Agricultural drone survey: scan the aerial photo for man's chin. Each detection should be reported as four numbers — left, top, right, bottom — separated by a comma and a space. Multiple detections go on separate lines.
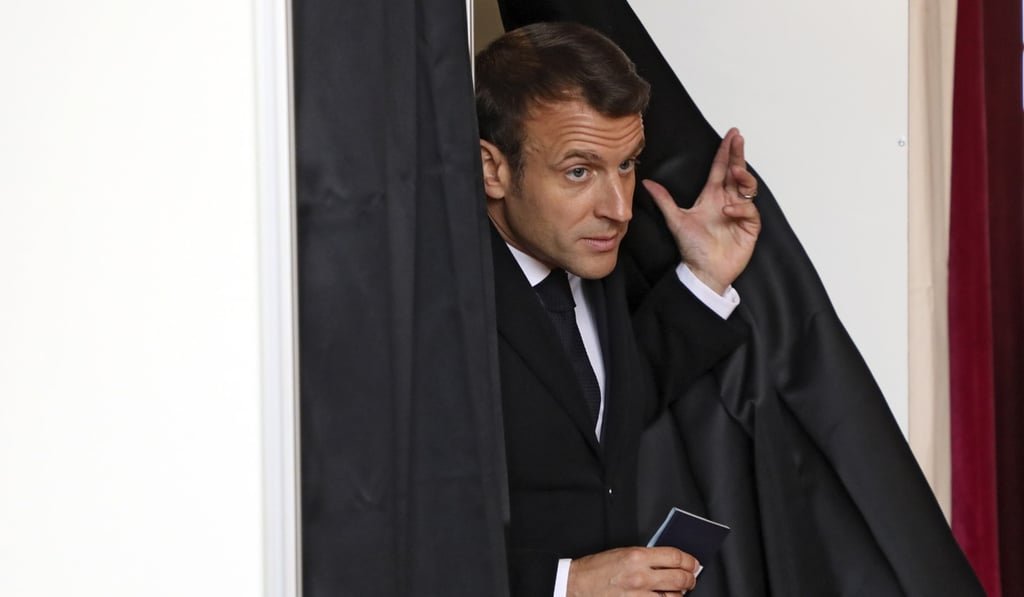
568, 255, 619, 280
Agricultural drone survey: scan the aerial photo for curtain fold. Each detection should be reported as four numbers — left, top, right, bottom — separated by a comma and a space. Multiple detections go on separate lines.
948, 0, 1002, 594
907, 0, 957, 517
293, 1, 509, 594
980, 0, 1024, 593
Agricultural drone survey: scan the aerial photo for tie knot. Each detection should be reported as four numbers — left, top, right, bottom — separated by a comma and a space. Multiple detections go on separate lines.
535, 269, 576, 313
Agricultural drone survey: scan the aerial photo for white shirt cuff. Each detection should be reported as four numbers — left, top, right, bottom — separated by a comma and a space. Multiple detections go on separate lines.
553, 558, 571, 597
675, 262, 740, 320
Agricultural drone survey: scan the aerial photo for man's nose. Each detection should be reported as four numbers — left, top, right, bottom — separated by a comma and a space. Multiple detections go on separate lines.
596, 175, 633, 223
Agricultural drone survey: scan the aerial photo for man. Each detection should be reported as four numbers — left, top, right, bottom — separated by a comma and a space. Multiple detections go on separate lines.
476, 22, 760, 596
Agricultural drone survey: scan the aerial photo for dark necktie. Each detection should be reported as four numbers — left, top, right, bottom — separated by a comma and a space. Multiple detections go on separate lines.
534, 269, 602, 431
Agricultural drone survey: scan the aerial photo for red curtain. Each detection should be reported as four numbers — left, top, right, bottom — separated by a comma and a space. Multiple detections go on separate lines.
949, 0, 1000, 594
950, 0, 1023, 594
983, 0, 1024, 593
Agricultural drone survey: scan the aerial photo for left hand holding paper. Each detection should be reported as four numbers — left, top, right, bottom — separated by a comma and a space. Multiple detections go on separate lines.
567, 546, 699, 596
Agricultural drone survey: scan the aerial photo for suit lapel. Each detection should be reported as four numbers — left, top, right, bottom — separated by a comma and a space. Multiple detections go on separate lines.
491, 228, 602, 454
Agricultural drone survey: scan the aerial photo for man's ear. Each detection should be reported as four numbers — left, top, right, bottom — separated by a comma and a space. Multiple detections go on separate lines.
480, 139, 511, 200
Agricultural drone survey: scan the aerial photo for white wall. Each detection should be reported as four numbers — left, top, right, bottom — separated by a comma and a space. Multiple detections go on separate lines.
0, 1, 290, 594
630, 0, 910, 431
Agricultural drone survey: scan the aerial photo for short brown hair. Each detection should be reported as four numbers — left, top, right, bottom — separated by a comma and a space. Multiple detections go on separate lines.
475, 22, 651, 176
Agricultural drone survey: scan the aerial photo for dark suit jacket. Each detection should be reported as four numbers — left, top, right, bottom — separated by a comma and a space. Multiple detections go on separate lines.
491, 228, 744, 595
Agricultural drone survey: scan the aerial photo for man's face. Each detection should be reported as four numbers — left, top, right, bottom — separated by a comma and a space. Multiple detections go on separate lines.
484, 100, 645, 280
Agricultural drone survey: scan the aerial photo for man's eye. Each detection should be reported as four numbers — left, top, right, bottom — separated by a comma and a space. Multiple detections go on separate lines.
618, 158, 638, 173
567, 167, 589, 181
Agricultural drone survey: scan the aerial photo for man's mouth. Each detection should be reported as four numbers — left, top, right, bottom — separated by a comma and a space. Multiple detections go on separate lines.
582, 234, 620, 252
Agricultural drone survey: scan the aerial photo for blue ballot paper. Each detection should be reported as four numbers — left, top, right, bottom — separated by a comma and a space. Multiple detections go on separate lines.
647, 507, 730, 575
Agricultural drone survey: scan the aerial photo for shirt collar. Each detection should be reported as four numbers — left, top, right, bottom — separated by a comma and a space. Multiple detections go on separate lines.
505, 243, 586, 296
505, 243, 552, 287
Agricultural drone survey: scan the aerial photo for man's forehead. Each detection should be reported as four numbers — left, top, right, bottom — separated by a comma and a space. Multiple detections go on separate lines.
523, 100, 645, 157
524, 99, 643, 127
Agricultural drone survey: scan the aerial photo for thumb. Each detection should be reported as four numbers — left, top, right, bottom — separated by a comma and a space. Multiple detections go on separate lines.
642, 179, 683, 221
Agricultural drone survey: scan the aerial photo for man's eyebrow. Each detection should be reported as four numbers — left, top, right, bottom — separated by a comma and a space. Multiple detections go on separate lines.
555, 141, 646, 165
557, 149, 603, 164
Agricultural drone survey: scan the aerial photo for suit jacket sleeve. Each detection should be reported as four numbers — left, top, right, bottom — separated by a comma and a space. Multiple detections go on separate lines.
628, 261, 748, 424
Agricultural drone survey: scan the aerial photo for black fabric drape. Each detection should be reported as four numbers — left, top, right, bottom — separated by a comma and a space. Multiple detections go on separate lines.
499, 2, 984, 595
294, 1, 509, 595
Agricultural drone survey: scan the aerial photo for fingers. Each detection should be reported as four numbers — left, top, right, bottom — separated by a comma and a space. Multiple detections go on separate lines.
647, 546, 700, 572
724, 129, 759, 200
723, 200, 762, 235
727, 128, 746, 174
653, 127, 755, 206
569, 547, 699, 596
706, 128, 738, 188
731, 164, 758, 200
723, 199, 760, 221
647, 565, 698, 595
645, 548, 699, 594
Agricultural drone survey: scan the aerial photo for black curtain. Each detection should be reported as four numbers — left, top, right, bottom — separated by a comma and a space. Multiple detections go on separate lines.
293, 1, 509, 594
499, 1, 984, 595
